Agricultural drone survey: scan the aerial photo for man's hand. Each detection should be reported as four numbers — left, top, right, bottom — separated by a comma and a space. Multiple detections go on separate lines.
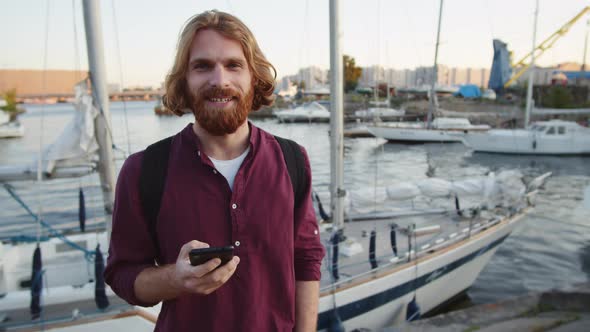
134, 240, 240, 304
171, 240, 240, 295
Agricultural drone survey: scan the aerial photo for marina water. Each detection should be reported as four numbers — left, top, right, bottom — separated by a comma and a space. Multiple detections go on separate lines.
1, 101, 589, 308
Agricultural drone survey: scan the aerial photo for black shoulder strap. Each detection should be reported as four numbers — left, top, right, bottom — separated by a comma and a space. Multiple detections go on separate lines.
274, 135, 306, 208
139, 136, 173, 249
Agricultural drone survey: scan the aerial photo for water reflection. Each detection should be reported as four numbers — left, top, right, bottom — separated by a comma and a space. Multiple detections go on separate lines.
463, 152, 590, 177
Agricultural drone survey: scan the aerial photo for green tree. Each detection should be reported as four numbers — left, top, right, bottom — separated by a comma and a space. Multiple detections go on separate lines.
344, 55, 362, 93
545, 86, 574, 108
1, 89, 18, 113
296, 80, 306, 90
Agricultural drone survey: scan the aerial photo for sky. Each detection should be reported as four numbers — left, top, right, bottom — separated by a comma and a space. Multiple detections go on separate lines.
0, 0, 588, 88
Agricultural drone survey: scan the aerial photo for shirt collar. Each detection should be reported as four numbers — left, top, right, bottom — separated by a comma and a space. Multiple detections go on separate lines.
180, 121, 260, 163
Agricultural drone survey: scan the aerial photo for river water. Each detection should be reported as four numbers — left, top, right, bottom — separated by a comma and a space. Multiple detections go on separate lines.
1, 101, 589, 306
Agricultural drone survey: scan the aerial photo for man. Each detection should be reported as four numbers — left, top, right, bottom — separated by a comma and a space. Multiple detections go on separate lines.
104, 10, 325, 332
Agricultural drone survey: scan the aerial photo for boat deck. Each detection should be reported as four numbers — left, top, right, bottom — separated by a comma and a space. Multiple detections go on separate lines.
318, 208, 505, 290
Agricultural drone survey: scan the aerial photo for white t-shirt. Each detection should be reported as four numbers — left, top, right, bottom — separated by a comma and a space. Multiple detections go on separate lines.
209, 146, 250, 191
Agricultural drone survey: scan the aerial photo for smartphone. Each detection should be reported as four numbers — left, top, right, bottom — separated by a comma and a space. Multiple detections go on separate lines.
189, 246, 234, 266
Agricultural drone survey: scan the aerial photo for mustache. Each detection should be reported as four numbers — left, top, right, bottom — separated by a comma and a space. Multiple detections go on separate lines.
192, 86, 242, 101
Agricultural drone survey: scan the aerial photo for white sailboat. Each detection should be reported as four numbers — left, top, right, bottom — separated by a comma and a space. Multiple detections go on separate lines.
273, 101, 331, 123
463, 1, 590, 155
353, 107, 405, 120
311, 1, 547, 329
367, 117, 489, 143
0, 0, 145, 329
0, 110, 25, 139
366, 0, 488, 144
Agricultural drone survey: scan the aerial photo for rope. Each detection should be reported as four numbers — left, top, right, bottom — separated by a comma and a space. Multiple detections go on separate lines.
110, 0, 131, 157
71, 0, 82, 84
4, 184, 96, 261
36, 0, 53, 245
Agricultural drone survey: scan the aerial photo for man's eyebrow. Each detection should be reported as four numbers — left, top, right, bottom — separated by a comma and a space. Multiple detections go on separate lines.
224, 57, 246, 65
188, 57, 246, 67
188, 58, 213, 67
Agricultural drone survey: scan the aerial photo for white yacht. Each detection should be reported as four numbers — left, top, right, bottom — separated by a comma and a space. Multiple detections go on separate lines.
463, 120, 590, 155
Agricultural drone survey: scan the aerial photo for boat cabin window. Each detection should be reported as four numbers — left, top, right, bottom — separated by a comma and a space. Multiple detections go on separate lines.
536, 126, 546, 132
546, 127, 556, 135
558, 126, 566, 135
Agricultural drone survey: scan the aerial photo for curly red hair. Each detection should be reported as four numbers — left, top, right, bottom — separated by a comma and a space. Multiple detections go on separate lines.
163, 10, 276, 116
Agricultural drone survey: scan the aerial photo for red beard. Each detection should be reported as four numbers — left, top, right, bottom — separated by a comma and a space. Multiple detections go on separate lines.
189, 85, 253, 136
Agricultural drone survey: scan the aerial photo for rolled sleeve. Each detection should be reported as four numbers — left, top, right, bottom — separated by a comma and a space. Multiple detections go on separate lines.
293, 147, 325, 281
104, 152, 159, 307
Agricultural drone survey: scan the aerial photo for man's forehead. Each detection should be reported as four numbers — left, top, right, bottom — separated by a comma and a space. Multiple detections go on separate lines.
188, 29, 247, 61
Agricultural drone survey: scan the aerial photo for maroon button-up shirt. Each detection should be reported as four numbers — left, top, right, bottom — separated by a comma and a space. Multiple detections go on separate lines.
105, 123, 325, 331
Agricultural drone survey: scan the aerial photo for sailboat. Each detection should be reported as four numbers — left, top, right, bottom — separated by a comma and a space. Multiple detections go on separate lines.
0, 1, 550, 331
0, 103, 25, 139
463, 1, 590, 155
366, 0, 489, 143
312, 1, 549, 330
273, 101, 331, 123
0, 0, 155, 329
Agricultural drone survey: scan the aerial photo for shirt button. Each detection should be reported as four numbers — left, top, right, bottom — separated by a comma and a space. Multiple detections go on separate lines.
197, 151, 201, 157
314, 229, 318, 235
234, 241, 241, 247
232, 203, 237, 209
213, 169, 217, 174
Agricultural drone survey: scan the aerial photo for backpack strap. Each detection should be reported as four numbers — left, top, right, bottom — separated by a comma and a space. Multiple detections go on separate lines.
139, 136, 173, 253
274, 135, 306, 208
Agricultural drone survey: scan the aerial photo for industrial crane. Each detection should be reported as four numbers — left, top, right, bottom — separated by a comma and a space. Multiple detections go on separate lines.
504, 6, 590, 88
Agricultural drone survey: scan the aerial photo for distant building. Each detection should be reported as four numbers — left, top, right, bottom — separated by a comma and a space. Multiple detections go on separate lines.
0, 69, 87, 96
357, 65, 489, 89
286, 66, 328, 91
107, 83, 121, 94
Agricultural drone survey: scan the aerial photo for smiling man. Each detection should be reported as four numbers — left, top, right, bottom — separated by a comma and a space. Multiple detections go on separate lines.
105, 10, 325, 332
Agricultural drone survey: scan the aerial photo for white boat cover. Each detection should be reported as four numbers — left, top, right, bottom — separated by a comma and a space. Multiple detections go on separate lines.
35, 81, 99, 174
0, 81, 98, 180
382, 170, 528, 208
386, 182, 421, 200
416, 178, 453, 197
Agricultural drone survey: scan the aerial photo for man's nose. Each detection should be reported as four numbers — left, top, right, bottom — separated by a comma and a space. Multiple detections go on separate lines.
209, 65, 229, 88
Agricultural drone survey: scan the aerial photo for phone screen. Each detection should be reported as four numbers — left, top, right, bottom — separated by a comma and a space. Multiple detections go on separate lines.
189, 246, 234, 266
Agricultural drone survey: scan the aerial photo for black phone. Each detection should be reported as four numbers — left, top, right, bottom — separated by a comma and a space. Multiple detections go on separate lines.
189, 246, 234, 266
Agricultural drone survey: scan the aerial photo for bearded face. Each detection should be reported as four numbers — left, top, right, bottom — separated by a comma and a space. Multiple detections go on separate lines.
189, 85, 254, 136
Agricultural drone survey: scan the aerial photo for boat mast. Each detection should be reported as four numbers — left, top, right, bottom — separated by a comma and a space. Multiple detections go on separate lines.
581, 19, 589, 83
525, 0, 539, 128
82, 0, 116, 236
427, 0, 443, 129
329, 0, 345, 230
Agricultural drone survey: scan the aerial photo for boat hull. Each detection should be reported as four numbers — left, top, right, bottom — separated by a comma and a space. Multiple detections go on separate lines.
464, 130, 590, 155
367, 126, 464, 143
0, 122, 25, 138
317, 214, 522, 331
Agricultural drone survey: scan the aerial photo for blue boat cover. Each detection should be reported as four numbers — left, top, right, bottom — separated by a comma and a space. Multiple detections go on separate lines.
563, 71, 590, 80
488, 39, 512, 93
455, 84, 482, 98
